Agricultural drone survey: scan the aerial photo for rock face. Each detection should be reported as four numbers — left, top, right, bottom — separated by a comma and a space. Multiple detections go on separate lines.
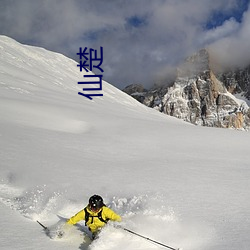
123, 49, 250, 130
123, 84, 148, 103
218, 66, 250, 100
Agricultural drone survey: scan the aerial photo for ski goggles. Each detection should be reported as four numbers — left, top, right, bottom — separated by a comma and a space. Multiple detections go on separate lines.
89, 204, 101, 212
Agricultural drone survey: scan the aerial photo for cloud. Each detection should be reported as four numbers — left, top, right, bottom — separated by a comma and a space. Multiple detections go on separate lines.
209, 4, 250, 69
200, 18, 240, 45
0, 0, 249, 89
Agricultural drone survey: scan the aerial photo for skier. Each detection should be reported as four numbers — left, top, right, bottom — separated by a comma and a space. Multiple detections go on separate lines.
66, 194, 121, 239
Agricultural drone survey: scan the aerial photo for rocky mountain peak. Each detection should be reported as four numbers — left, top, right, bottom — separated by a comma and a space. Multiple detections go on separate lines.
123, 49, 250, 130
177, 49, 210, 78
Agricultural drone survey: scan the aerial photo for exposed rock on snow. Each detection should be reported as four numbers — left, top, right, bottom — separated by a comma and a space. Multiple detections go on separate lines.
124, 49, 250, 130
217, 65, 250, 100
122, 84, 148, 103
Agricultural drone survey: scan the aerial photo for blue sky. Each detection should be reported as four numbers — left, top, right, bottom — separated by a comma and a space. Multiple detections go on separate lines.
206, 0, 249, 28
0, 0, 249, 89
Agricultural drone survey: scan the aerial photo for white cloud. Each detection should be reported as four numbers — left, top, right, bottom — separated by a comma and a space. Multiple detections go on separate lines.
200, 17, 240, 45
209, 5, 250, 68
0, 0, 249, 88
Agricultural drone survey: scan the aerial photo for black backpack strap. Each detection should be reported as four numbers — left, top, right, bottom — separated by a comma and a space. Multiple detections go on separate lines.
84, 206, 109, 225
84, 207, 90, 226
97, 209, 109, 224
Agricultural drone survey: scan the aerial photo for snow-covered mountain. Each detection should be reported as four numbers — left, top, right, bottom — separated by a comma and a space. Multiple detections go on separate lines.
124, 49, 250, 130
217, 65, 250, 100
1, 36, 250, 250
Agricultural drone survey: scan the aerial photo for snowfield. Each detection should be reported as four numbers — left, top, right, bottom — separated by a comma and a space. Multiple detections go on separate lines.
0, 36, 250, 250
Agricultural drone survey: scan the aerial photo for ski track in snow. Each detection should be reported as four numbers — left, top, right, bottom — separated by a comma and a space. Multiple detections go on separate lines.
0, 180, 211, 250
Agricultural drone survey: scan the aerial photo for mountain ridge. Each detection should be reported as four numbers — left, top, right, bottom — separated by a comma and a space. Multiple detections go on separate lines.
123, 49, 250, 130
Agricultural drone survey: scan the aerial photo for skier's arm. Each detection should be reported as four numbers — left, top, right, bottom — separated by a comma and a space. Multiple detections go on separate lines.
104, 207, 122, 222
67, 209, 85, 225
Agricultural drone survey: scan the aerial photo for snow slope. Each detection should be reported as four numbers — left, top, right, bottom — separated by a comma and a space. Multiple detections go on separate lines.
0, 35, 250, 250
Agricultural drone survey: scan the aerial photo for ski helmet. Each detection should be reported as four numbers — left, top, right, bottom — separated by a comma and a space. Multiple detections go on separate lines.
89, 195, 104, 210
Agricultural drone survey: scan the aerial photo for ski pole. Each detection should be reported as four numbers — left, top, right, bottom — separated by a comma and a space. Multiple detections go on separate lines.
122, 227, 180, 250
37, 220, 48, 231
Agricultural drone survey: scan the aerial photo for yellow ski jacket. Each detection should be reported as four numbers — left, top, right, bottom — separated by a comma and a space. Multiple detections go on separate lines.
67, 206, 121, 233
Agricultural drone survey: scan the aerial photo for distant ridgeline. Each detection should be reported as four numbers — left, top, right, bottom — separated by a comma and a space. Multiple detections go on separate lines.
123, 49, 250, 130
